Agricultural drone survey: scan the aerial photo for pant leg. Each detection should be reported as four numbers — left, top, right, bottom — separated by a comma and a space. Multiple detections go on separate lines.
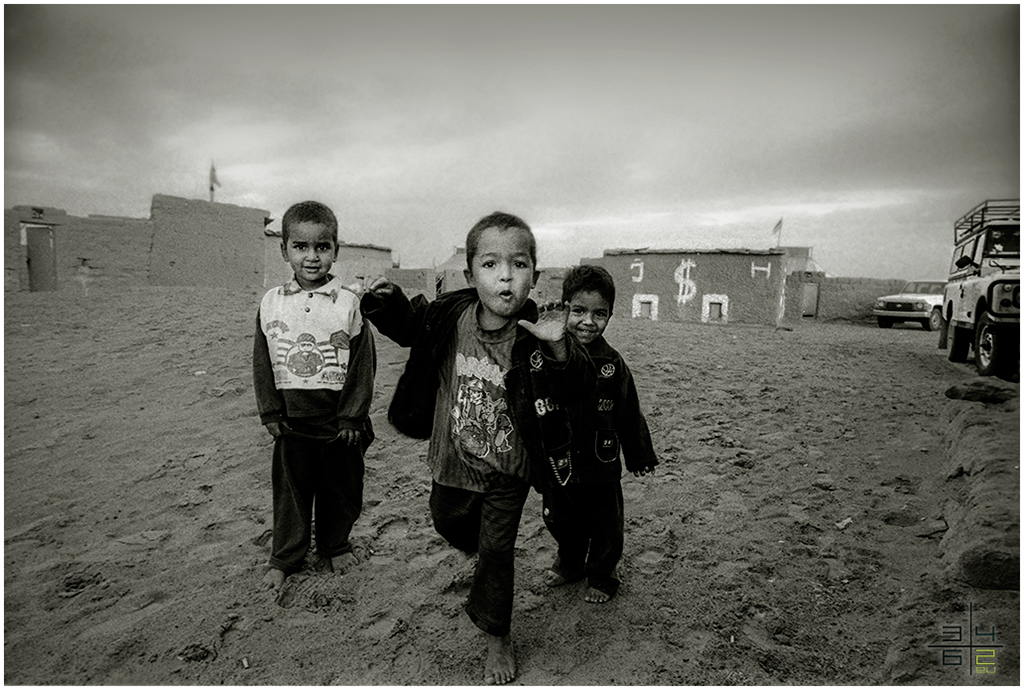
582, 481, 624, 597
465, 474, 530, 637
312, 435, 365, 559
429, 480, 483, 553
270, 434, 316, 573
541, 485, 587, 581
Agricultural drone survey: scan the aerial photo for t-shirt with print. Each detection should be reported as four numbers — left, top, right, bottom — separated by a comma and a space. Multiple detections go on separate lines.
427, 304, 528, 491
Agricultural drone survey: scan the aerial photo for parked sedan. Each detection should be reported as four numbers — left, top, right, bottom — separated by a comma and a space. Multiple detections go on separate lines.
873, 280, 946, 330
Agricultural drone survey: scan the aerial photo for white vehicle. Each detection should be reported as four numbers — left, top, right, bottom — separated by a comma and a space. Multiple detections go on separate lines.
938, 199, 1020, 379
873, 280, 946, 330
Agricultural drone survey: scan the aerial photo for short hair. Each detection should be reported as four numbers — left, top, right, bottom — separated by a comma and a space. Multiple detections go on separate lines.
561, 264, 616, 314
465, 212, 536, 271
281, 201, 339, 244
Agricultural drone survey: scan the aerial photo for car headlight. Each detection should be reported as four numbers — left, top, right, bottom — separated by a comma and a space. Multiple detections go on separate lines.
875, 300, 884, 309
989, 282, 1020, 313
913, 302, 926, 310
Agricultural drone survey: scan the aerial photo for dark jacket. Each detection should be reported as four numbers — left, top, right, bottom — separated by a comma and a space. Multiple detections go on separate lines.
360, 286, 594, 491
565, 335, 658, 482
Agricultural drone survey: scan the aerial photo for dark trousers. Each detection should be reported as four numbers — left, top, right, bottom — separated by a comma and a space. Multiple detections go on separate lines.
270, 433, 365, 574
429, 476, 530, 637
542, 481, 624, 597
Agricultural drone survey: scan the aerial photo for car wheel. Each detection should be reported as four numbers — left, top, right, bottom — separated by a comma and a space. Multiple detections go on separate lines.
877, 317, 894, 329
948, 324, 971, 363
974, 312, 1018, 379
924, 308, 942, 332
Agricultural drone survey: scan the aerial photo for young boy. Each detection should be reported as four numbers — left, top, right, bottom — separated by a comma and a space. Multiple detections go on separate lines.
252, 200, 376, 593
361, 212, 592, 685
540, 264, 658, 604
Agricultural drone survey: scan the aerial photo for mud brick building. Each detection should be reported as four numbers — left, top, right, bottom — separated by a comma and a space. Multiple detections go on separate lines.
4, 195, 271, 292
4, 206, 154, 293
587, 248, 789, 326
5, 199, 910, 325
149, 194, 270, 289
5, 194, 395, 294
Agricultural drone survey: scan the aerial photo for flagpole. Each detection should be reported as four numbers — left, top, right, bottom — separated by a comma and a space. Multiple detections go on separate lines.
209, 161, 221, 203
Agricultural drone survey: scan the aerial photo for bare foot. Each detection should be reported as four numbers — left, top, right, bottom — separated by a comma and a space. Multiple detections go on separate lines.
331, 551, 359, 573
543, 569, 568, 586
262, 567, 286, 592
484, 633, 516, 685
584, 587, 612, 604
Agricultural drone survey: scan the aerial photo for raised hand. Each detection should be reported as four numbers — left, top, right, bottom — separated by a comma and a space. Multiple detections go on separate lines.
518, 301, 567, 343
367, 277, 394, 299
518, 301, 570, 361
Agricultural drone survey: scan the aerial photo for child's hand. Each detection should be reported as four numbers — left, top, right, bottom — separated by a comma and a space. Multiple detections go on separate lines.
518, 301, 567, 342
337, 429, 361, 446
632, 466, 656, 478
367, 277, 394, 299
266, 422, 283, 438
519, 302, 568, 361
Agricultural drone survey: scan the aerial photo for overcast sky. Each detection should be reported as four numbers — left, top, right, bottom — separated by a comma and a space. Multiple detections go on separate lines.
5, 5, 1019, 278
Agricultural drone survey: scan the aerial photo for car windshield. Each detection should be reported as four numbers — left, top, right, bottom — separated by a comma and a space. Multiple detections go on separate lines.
983, 225, 1020, 258
901, 281, 945, 294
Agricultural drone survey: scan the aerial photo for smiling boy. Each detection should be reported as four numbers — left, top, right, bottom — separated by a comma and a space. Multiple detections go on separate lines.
540, 264, 658, 603
252, 201, 376, 593
361, 212, 592, 685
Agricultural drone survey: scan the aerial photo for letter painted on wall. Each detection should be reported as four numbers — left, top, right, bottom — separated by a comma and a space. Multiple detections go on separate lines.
674, 258, 697, 305
750, 261, 771, 280
631, 260, 644, 283
632, 294, 659, 320
702, 294, 729, 323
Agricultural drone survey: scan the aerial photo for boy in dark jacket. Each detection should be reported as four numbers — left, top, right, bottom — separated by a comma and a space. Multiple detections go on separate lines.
361, 212, 592, 685
541, 264, 658, 603
252, 201, 376, 593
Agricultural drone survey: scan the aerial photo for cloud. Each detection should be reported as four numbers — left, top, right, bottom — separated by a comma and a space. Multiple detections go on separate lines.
3, 5, 1018, 280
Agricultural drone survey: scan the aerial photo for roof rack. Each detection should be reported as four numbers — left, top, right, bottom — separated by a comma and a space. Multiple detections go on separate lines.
954, 199, 1020, 242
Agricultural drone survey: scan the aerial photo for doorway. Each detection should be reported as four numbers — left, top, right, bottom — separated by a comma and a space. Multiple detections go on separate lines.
23, 224, 58, 291
801, 283, 819, 317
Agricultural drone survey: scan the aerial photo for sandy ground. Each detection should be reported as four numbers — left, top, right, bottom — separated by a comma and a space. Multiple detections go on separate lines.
3, 286, 1019, 685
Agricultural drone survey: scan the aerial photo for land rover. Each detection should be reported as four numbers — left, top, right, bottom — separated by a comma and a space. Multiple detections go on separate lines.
938, 199, 1020, 380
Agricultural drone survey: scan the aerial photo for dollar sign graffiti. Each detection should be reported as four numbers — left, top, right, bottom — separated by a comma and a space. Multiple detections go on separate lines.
675, 258, 697, 305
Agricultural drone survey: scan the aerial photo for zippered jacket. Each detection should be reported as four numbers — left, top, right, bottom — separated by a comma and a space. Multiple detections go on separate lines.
360, 285, 594, 492
567, 335, 659, 482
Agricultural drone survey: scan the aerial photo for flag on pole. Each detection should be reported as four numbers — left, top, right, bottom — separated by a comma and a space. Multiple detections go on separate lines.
771, 218, 783, 246
209, 163, 221, 192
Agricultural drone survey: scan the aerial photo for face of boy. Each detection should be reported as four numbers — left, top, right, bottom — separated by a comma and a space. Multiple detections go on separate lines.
281, 221, 338, 290
464, 226, 538, 330
566, 289, 611, 345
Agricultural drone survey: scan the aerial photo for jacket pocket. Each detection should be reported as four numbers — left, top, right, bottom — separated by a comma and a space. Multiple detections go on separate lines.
595, 428, 619, 463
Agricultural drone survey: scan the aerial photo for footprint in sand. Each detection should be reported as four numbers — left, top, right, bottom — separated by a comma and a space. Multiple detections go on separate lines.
276, 574, 354, 612
635, 548, 667, 574
369, 516, 412, 557
58, 570, 106, 598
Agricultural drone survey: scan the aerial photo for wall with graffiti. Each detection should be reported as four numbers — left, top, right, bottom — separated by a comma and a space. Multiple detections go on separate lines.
588, 249, 787, 326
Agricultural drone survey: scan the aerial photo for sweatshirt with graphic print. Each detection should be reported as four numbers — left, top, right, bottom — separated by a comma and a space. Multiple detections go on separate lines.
253, 275, 376, 441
